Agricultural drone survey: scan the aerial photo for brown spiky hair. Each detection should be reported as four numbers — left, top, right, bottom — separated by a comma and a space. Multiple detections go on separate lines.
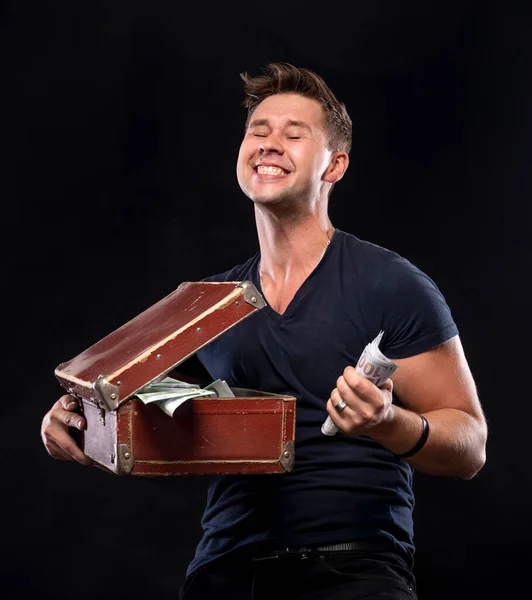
240, 62, 352, 154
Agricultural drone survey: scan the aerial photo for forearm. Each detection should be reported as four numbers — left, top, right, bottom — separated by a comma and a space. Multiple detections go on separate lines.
368, 404, 487, 479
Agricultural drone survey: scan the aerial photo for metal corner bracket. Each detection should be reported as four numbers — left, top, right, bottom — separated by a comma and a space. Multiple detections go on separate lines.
114, 443, 134, 476
279, 441, 295, 472
93, 375, 120, 412
238, 281, 266, 309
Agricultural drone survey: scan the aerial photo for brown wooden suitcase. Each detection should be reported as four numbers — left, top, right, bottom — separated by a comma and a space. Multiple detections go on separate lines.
54, 281, 296, 476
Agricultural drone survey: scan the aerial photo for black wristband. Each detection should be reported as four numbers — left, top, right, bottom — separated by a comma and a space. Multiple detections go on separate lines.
396, 415, 429, 459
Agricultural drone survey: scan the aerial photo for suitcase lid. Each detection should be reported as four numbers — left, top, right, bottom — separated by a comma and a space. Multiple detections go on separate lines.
54, 281, 265, 411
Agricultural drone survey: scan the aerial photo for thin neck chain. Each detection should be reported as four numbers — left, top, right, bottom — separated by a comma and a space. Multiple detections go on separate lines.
258, 238, 331, 294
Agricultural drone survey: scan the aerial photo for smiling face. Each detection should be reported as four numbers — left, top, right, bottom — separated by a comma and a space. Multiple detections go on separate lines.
236, 93, 340, 209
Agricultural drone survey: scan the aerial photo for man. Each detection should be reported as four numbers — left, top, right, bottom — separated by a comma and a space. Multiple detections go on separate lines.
41, 63, 487, 599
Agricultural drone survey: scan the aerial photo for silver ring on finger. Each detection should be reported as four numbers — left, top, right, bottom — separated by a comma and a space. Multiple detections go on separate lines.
335, 399, 348, 413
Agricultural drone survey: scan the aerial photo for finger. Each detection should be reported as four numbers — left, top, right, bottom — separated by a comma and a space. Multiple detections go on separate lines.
61, 409, 86, 431
330, 387, 374, 429
380, 378, 393, 394
46, 439, 76, 462
55, 414, 92, 464
336, 377, 378, 420
336, 376, 366, 404
341, 368, 378, 403
329, 388, 350, 415
328, 390, 364, 426
49, 430, 93, 465
59, 394, 79, 411
326, 397, 345, 429
48, 398, 84, 430
343, 367, 393, 396
42, 401, 93, 465
42, 423, 93, 464
326, 396, 366, 436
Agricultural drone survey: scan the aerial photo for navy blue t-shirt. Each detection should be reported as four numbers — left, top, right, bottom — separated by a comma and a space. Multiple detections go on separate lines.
186, 229, 458, 575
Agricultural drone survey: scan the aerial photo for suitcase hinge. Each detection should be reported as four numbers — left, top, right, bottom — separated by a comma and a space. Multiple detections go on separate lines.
279, 441, 295, 472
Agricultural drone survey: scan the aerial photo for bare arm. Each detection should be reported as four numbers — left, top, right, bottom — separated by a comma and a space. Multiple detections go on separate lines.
325, 335, 487, 479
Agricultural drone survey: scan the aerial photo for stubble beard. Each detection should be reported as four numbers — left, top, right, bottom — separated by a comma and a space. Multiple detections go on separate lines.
252, 188, 314, 222
250, 174, 319, 216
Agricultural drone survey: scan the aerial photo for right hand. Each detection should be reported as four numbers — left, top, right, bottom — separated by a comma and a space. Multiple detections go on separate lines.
40, 394, 93, 466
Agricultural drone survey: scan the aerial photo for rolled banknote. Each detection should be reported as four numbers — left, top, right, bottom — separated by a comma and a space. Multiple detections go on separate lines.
321, 331, 398, 436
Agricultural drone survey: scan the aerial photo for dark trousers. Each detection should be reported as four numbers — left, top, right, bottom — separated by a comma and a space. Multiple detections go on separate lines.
179, 544, 417, 600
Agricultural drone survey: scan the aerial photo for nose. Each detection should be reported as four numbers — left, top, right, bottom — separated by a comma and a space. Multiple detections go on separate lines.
259, 133, 283, 155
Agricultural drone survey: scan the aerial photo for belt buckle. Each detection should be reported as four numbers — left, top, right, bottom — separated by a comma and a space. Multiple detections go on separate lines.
254, 547, 312, 561
283, 547, 311, 559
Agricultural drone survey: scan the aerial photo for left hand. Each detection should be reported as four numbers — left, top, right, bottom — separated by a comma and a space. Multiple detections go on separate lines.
326, 366, 395, 436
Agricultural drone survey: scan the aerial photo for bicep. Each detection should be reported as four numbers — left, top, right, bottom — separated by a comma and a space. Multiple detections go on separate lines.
391, 335, 484, 421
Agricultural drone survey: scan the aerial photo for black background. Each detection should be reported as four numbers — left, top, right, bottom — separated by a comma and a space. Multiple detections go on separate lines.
2, 1, 530, 598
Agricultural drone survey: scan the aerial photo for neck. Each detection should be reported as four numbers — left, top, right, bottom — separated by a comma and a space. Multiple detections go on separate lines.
255, 202, 334, 284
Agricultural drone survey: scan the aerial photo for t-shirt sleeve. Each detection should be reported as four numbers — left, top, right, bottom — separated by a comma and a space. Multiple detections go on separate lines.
376, 257, 458, 359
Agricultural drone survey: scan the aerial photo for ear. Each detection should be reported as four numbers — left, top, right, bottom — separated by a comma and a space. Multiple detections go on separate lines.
322, 151, 349, 184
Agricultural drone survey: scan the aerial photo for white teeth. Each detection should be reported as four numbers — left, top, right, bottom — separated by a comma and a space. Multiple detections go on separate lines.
257, 165, 286, 176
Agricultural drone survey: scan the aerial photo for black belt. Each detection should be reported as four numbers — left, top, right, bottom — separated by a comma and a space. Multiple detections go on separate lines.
254, 540, 391, 561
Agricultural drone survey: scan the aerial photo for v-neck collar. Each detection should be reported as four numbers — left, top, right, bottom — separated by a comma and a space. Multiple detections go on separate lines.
253, 229, 338, 320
